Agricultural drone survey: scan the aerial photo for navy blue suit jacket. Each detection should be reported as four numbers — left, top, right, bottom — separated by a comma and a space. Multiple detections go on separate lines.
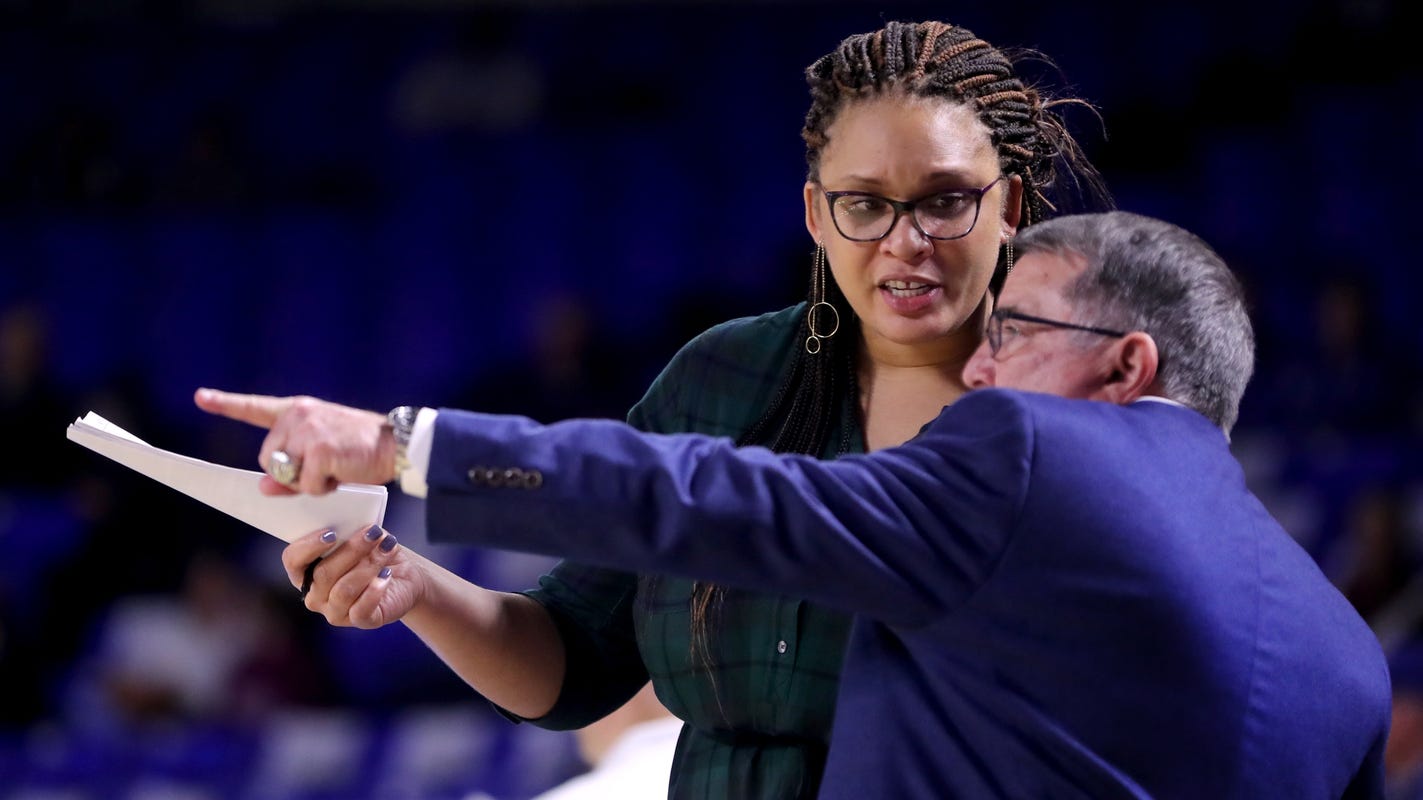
425, 388, 1390, 799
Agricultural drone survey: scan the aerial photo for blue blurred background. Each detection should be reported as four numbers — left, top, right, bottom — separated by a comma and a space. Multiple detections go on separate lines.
1, 0, 1419, 797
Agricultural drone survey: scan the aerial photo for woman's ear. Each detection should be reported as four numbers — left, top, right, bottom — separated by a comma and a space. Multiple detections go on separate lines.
1001, 174, 1025, 236
804, 182, 823, 241
1099, 331, 1160, 404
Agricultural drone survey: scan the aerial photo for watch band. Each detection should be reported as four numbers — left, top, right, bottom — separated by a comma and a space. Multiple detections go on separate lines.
386, 405, 417, 482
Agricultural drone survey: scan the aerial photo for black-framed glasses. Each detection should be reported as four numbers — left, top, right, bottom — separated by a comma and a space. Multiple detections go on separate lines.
823, 176, 1005, 242
987, 310, 1127, 358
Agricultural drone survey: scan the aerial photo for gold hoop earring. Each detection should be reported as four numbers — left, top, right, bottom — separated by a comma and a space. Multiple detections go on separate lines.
805, 242, 840, 354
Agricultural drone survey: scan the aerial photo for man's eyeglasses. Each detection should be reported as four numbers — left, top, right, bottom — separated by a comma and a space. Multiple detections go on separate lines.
823, 176, 1005, 242
987, 310, 1127, 358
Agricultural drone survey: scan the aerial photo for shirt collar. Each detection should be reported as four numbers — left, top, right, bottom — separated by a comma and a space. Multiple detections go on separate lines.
1132, 395, 1186, 409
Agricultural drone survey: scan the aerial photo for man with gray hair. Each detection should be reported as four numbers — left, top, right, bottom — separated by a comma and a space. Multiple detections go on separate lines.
199, 211, 1389, 799
963, 210, 1256, 436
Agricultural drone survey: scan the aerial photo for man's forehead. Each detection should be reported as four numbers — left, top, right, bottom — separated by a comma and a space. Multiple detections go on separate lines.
999, 249, 1087, 311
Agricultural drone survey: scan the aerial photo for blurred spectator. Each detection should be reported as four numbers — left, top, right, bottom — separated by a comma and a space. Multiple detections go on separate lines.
0, 301, 89, 723
18, 373, 232, 718
224, 581, 334, 722
455, 291, 633, 423
1257, 276, 1410, 436
1336, 487, 1418, 622
65, 550, 326, 731
0, 301, 83, 489
1389, 643, 1423, 798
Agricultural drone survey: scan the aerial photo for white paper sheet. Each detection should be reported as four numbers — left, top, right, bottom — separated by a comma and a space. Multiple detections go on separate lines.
66, 412, 387, 543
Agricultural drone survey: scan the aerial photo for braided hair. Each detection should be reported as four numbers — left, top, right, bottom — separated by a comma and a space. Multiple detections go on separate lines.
804, 21, 1109, 224
687, 20, 1111, 695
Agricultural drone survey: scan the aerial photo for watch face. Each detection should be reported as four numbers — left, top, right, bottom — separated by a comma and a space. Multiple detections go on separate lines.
388, 406, 416, 444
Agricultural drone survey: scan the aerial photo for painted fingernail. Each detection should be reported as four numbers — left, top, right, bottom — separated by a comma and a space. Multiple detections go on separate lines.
364, 524, 382, 542
378, 566, 392, 580
378, 534, 398, 553
320, 530, 337, 543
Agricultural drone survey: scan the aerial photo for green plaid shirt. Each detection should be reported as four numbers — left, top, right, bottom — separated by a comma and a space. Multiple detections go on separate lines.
524, 303, 863, 799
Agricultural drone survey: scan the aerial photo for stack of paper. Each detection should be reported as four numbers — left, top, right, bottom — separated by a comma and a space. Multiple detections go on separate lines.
66, 412, 387, 543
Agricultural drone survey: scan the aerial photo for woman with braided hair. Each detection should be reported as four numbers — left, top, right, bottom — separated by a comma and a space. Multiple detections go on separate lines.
197, 19, 1111, 799
603, 20, 1107, 796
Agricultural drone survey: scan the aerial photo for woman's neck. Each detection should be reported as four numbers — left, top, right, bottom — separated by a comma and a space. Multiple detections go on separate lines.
856, 316, 985, 452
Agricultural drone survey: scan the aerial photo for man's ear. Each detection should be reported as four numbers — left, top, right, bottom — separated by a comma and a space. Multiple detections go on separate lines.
1099, 332, 1159, 404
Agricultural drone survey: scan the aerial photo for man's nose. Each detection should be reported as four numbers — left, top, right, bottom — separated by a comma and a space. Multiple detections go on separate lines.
961, 342, 995, 389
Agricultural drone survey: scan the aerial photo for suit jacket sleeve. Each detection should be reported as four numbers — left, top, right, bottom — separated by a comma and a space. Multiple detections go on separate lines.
426, 388, 1035, 627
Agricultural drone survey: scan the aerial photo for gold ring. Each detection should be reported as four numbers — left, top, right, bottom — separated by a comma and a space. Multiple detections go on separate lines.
269, 450, 301, 486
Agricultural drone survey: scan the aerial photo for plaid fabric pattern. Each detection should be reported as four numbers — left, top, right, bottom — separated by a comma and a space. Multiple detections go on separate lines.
525, 303, 864, 799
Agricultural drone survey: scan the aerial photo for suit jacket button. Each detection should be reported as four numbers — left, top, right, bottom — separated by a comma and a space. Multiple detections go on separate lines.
524, 470, 543, 489
467, 467, 487, 485
487, 469, 506, 488
502, 468, 524, 486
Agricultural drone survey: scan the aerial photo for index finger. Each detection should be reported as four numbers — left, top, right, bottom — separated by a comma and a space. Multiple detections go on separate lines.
194, 387, 292, 429
282, 527, 341, 587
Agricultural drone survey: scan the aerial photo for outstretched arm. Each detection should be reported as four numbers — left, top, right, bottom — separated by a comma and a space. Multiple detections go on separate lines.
426, 390, 1033, 627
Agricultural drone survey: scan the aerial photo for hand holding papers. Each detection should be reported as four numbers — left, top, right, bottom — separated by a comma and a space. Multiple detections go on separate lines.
66, 412, 387, 543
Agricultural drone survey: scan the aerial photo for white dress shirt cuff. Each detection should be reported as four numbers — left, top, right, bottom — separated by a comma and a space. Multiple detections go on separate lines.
399, 407, 439, 499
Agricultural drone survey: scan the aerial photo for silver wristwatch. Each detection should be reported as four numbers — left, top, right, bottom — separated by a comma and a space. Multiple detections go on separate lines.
386, 405, 418, 482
